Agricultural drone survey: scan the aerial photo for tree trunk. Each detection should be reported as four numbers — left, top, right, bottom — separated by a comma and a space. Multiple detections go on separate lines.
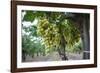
22, 50, 26, 62
57, 34, 68, 60
56, 22, 68, 60
32, 54, 34, 58
81, 15, 90, 59
37, 52, 39, 56
58, 47, 68, 60
43, 51, 46, 56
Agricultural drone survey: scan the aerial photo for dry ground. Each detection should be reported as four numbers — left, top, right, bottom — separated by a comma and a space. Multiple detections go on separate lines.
24, 52, 83, 62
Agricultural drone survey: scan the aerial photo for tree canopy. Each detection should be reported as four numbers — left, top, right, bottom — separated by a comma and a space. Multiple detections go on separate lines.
22, 11, 80, 49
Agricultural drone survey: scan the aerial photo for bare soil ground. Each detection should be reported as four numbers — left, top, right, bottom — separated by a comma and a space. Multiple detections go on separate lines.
24, 52, 83, 62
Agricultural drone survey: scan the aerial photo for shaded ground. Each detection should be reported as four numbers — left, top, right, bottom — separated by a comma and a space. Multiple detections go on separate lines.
23, 52, 83, 62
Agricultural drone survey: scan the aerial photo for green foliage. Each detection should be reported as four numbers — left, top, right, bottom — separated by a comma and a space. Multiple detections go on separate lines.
23, 11, 35, 22
63, 19, 80, 47
22, 23, 44, 56
22, 34, 33, 54
66, 39, 83, 53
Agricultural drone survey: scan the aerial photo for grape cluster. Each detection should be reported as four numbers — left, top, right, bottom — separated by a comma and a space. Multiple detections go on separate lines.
37, 18, 60, 49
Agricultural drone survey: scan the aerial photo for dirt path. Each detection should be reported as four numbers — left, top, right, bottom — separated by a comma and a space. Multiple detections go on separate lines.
24, 52, 83, 62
